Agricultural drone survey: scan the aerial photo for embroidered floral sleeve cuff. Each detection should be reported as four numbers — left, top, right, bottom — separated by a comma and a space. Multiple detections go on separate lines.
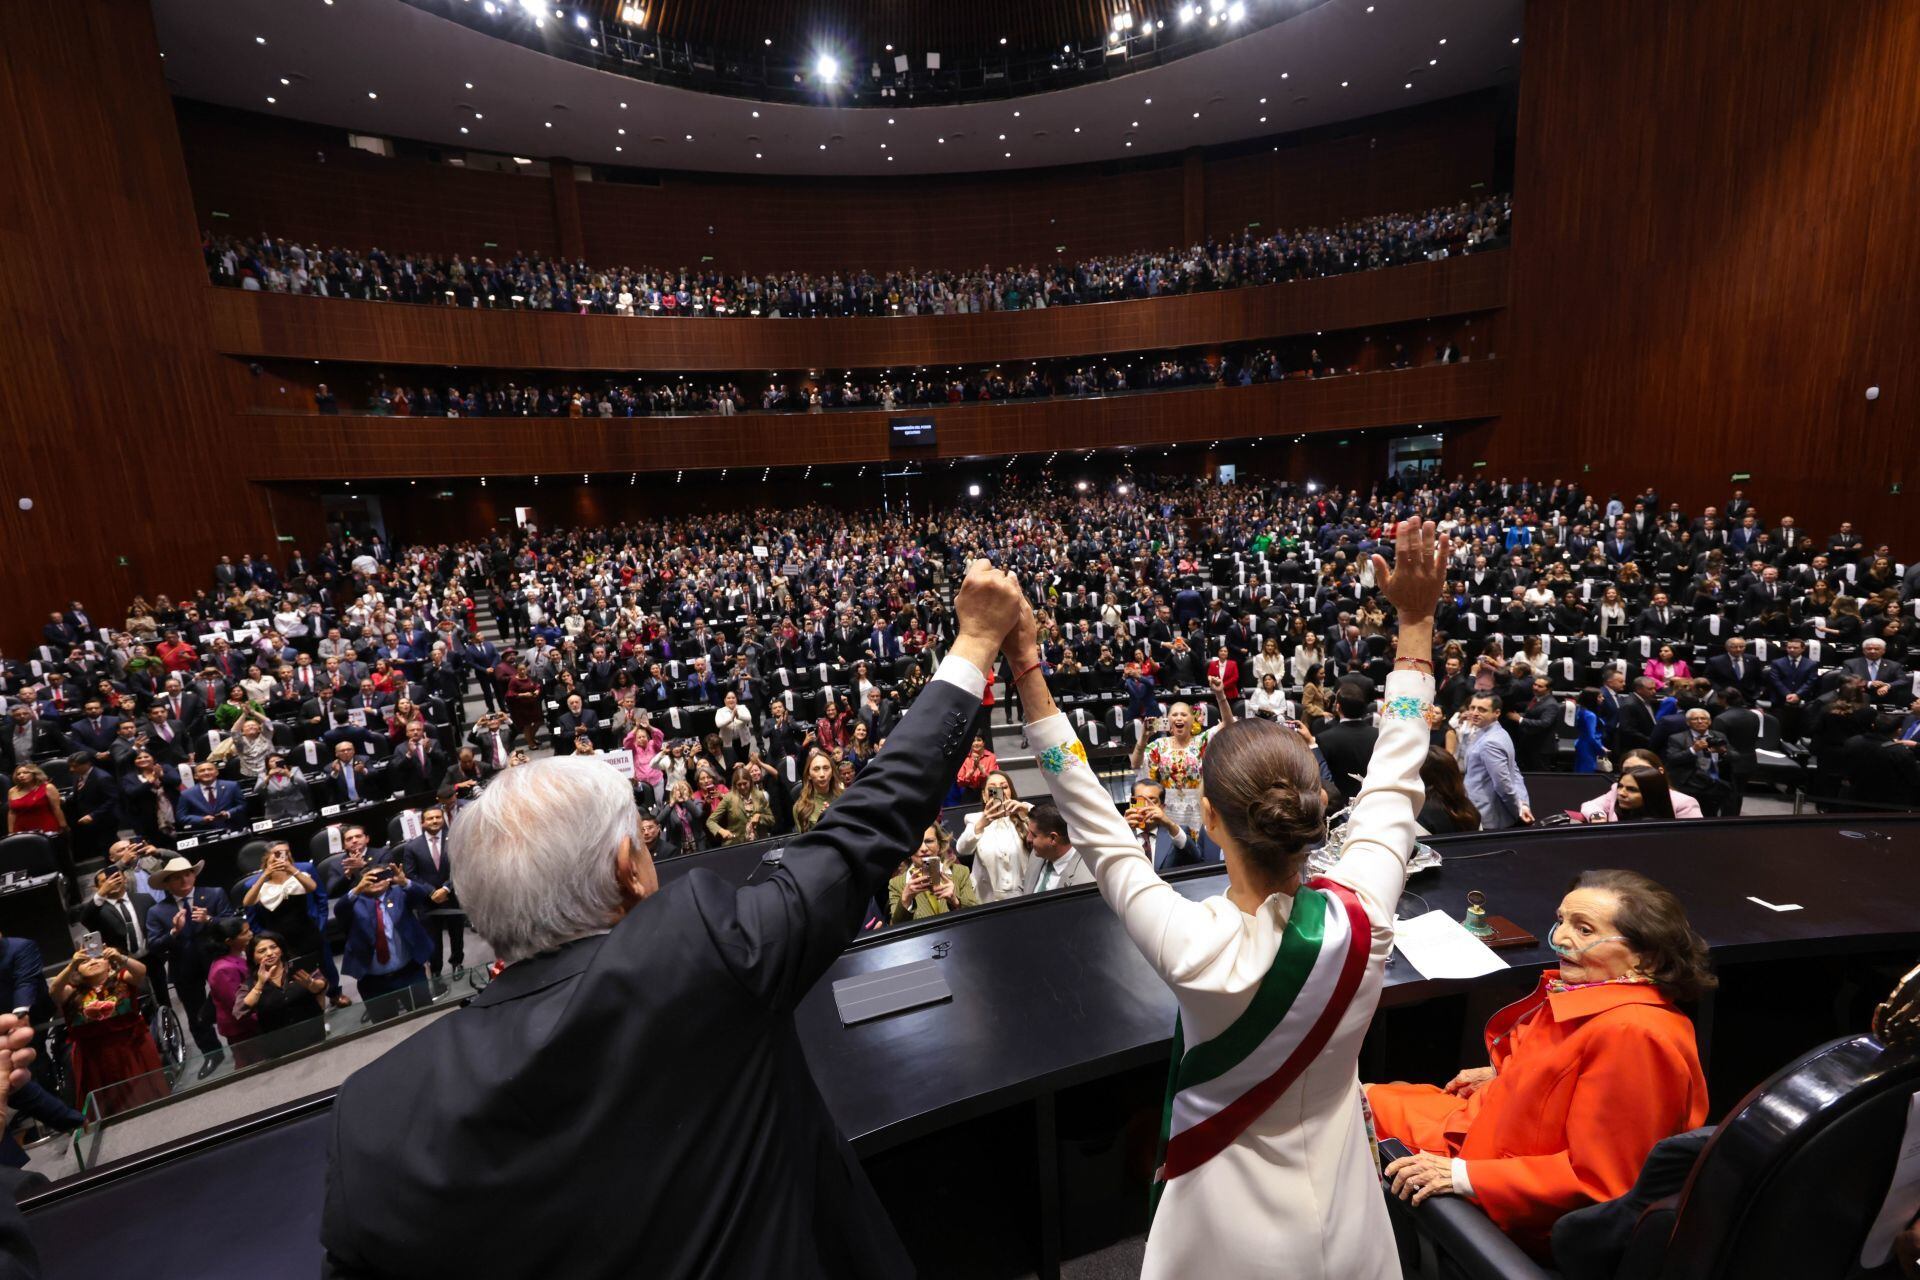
1026, 712, 1089, 775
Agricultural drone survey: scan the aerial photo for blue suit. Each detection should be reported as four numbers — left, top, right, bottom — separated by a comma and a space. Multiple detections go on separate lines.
144, 885, 235, 1052
1572, 707, 1607, 773
1462, 722, 1531, 830
1766, 655, 1819, 702
176, 778, 247, 832
0, 940, 51, 1023
333, 880, 435, 996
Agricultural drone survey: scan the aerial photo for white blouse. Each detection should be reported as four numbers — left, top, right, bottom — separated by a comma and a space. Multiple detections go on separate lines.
1027, 668, 1432, 1280
1290, 645, 1324, 683
1252, 652, 1289, 683
714, 705, 754, 747
955, 815, 1031, 904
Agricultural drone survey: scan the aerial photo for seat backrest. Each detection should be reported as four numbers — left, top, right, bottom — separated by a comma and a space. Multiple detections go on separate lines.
1659, 1034, 1920, 1279
235, 839, 269, 878
0, 835, 57, 879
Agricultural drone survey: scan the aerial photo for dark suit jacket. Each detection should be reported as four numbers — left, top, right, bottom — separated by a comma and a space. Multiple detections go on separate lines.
1614, 696, 1658, 753
64, 767, 121, 849
1704, 654, 1764, 700
331, 880, 435, 980
323, 762, 389, 807
320, 674, 979, 1279
81, 891, 158, 959
1765, 655, 1819, 702
0, 940, 51, 1023
390, 742, 447, 796
396, 831, 454, 893
67, 715, 123, 752
142, 886, 236, 975
1316, 719, 1380, 805
176, 778, 246, 831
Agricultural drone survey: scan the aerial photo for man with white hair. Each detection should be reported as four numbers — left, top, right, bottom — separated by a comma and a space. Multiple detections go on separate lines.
1842, 637, 1907, 705
321, 561, 1027, 1280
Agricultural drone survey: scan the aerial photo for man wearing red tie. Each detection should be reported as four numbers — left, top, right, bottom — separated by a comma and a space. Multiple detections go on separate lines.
333, 860, 433, 1002
392, 721, 446, 797
398, 806, 462, 976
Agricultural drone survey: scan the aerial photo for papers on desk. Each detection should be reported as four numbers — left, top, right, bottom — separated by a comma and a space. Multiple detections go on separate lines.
1863, 1093, 1920, 1267
1392, 910, 1510, 980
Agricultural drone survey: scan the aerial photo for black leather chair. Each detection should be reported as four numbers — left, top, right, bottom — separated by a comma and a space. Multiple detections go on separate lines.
1382, 1032, 1920, 1279
0, 833, 60, 879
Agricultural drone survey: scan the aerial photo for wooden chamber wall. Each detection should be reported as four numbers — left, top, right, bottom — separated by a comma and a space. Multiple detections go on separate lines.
177, 93, 1500, 275
1450, 0, 1919, 546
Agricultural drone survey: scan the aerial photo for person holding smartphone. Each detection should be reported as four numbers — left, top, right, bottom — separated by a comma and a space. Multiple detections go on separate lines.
956, 772, 1032, 902
887, 824, 978, 923
48, 943, 166, 1116
332, 859, 434, 1003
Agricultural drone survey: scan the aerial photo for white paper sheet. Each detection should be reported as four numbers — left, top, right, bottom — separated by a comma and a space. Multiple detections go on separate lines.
1392, 910, 1511, 980
1862, 1092, 1920, 1266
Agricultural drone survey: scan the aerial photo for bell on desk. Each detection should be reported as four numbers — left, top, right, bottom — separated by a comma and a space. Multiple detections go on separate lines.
1460, 889, 1495, 938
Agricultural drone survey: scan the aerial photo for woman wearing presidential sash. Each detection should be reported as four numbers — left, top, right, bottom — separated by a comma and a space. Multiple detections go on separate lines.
1009, 516, 1447, 1280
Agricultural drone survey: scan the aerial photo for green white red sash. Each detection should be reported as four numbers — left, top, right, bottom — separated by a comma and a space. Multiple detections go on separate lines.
1149, 878, 1371, 1220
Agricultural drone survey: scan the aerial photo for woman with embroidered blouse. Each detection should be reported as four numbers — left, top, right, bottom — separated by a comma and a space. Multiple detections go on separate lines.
1012, 517, 1448, 1279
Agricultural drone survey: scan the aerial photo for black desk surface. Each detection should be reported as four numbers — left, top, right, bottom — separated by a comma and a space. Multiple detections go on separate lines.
25, 815, 1920, 1277
797, 814, 1920, 1151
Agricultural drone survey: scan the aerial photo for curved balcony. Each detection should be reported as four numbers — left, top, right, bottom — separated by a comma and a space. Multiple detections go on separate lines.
207, 252, 1508, 373
239, 360, 1500, 480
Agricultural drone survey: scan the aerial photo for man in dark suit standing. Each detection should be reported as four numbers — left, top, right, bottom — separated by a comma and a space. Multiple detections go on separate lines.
1615, 676, 1661, 754
323, 741, 388, 807
81, 865, 156, 965
176, 761, 246, 833
67, 699, 122, 763
1843, 638, 1907, 705
143, 857, 234, 1055
1766, 637, 1820, 738
1315, 683, 1380, 808
390, 722, 447, 795
1704, 636, 1765, 702
396, 806, 461, 977
62, 751, 120, 864
321, 562, 1024, 1280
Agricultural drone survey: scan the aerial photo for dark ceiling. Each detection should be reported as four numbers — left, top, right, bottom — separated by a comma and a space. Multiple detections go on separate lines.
592, 0, 1185, 62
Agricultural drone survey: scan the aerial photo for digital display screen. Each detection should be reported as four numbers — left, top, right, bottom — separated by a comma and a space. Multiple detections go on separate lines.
890, 417, 936, 447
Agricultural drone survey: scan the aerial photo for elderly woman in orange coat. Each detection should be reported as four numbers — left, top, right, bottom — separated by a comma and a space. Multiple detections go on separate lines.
1367, 869, 1714, 1259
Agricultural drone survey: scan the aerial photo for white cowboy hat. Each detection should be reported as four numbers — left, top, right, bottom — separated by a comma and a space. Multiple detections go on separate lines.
151, 856, 205, 885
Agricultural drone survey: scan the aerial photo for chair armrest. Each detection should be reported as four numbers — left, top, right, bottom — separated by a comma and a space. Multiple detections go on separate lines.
1379, 1138, 1552, 1280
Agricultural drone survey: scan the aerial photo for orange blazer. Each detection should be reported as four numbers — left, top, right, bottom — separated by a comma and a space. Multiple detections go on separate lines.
1371, 972, 1708, 1258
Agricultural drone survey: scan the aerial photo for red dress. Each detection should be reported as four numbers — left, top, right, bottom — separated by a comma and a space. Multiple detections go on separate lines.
8, 785, 59, 833
64, 975, 169, 1116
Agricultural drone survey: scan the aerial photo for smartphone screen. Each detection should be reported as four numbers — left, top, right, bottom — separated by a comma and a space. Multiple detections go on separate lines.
82, 931, 104, 958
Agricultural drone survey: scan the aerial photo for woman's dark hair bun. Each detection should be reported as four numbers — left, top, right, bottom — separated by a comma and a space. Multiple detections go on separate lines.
1245, 782, 1327, 855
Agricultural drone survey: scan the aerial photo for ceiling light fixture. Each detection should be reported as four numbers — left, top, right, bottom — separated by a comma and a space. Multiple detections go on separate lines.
266, 95, 276, 104
254, 35, 266, 44
460, 126, 469, 133
815, 53, 841, 82
280, 77, 291, 85
368, 91, 378, 98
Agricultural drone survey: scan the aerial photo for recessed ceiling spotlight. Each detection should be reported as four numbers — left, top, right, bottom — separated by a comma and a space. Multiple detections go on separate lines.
1004, 151, 1012, 157
465, 81, 474, 89
460, 125, 469, 132
1013, 110, 1021, 117
998, 133, 1006, 140
1281, 71, 1289, 78
754, 151, 762, 158
1192, 111, 1200, 118
1125, 140, 1133, 147
254, 35, 266, 44
544, 121, 553, 127
887, 156, 894, 162
266, 95, 277, 103
475, 112, 483, 119
1145, 97, 1153, 104
764, 37, 772, 45
619, 101, 627, 108
368, 91, 378, 98
1073, 126, 1081, 132
1259, 115, 1266, 122
887, 117, 895, 124
938, 136, 945, 143
819, 143, 827, 149
751, 110, 759, 118
614, 145, 621, 151
1512, 35, 1520, 43
999, 36, 1007, 44
885, 43, 893, 51
1429, 58, 1438, 65
1340, 80, 1349, 87
1438, 37, 1447, 44
279, 77, 291, 85
1258, 96, 1266, 103
685, 133, 693, 140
